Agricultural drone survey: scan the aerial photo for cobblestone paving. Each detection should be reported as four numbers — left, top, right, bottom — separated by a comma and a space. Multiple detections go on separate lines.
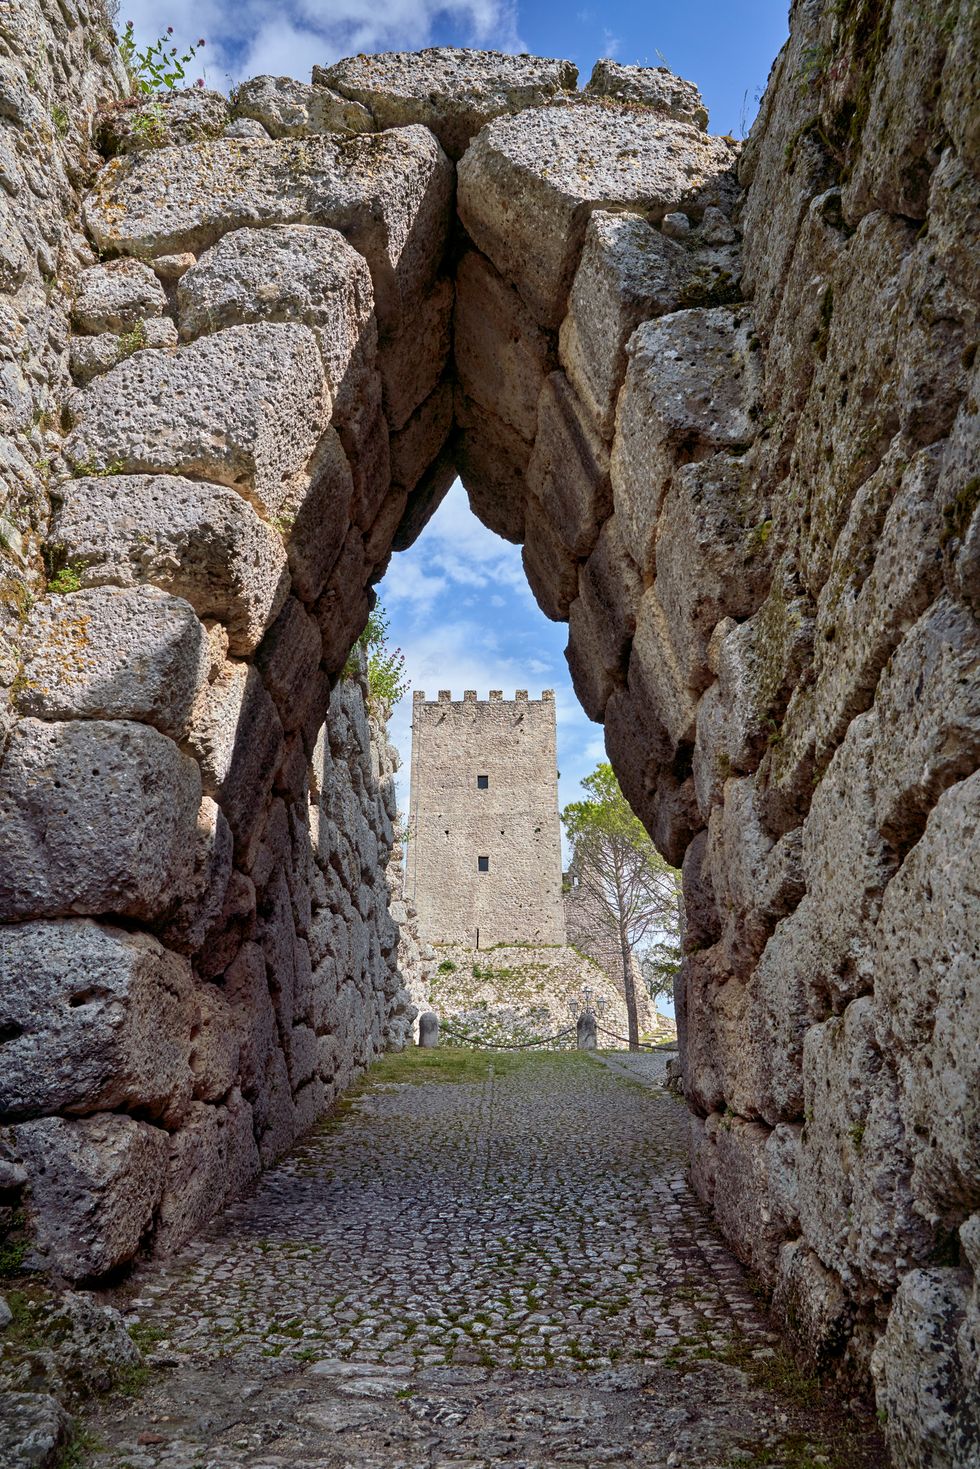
83, 1052, 885, 1468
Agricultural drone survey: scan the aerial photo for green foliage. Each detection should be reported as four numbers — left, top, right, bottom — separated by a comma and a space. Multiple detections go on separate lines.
343, 604, 409, 717
52, 105, 70, 137
118, 21, 206, 95
116, 321, 147, 359
47, 563, 83, 594
437, 959, 457, 973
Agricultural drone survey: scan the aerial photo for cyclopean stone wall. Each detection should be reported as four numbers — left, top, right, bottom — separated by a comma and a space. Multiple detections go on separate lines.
0, 5, 977, 1463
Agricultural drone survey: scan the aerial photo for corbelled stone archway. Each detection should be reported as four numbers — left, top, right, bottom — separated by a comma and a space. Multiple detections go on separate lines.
0, 5, 977, 1462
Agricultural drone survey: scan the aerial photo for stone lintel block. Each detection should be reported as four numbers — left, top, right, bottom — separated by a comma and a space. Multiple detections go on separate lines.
84, 126, 454, 333
16, 586, 211, 740
0, 718, 201, 923
51, 474, 290, 657
317, 48, 579, 161
65, 322, 330, 521
454, 250, 555, 443
526, 372, 611, 561
457, 102, 738, 328
455, 390, 530, 544
0, 919, 195, 1126
15, 1113, 169, 1281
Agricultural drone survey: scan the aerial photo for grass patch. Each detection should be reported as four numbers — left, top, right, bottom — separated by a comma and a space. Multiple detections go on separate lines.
363, 1046, 527, 1086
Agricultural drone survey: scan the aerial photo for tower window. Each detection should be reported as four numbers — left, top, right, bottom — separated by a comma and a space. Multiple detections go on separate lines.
477, 774, 489, 789
478, 855, 489, 873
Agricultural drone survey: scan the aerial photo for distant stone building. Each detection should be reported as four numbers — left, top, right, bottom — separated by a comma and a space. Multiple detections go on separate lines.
406, 689, 566, 948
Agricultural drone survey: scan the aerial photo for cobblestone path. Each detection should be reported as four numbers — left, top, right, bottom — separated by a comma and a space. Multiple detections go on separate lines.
84, 1052, 885, 1468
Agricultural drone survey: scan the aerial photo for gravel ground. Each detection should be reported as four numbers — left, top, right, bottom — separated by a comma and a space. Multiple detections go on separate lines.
80, 1051, 885, 1468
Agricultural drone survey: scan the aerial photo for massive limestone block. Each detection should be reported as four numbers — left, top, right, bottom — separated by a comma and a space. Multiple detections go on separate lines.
0, 718, 201, 922
455, 391, 531, 544
457, 103, 737, 327
611, 306, 760, 577
99, 88, 231, 157
284, 427, 355, 605
231, 74, 373, 138
628, 585, 699, 749
871, 594, 980, 851
654, 453, 773, 693
177, 225, 377, 421
65, 323, 330, 520
15, 586, 211, 739
162, 797, 234, 957
187, 660, 284, 863
254, 596, 323, 733
871, 1266, 980, 1469
72, 258, 167, 334
874, 772, 980, 1228
83, 127, 454, 330
566, 515, 642, 721
50, 474, 289, 656
585, 59, 708, 129
70, 317, 180, 386
379, 276, 453, 433
559, 211, 689, 440
0, 920, 195, 1125
808, 442, 946, 769
453, 250, 555, 443
317, 48, 578, 160
704, 777, 804, 975
155, 1099, 260, 1254
711, 1114, 792, 1282
526, 372, 611, 561
773, 1239, 856, 1373
799, 997, 935, 1295
522, 490, 580, 622
15, 1113, 169, 1280
389, 379, 454, 494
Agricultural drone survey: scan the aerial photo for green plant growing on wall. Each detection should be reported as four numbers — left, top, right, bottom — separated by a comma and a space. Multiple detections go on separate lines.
343, 604, 409, 718
118, 21, 206, 94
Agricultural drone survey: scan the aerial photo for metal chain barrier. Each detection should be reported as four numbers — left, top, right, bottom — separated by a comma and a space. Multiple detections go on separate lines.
438, 1019, 578, 1051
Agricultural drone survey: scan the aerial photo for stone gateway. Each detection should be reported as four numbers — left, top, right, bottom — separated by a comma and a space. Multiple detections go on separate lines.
0, 5, 977, 1465
406, 689, 565, 947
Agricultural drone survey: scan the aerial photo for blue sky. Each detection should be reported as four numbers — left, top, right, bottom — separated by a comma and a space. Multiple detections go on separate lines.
127, 0, 789, 139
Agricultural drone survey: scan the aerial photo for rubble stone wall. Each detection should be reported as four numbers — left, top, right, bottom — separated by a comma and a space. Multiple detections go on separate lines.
0, 5, 976, 1463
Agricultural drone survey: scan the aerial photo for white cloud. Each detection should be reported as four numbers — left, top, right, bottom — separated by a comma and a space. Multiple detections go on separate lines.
601, 28, 620, 58
121, 0, 523, 88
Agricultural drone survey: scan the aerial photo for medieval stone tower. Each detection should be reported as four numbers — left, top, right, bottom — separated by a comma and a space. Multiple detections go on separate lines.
406, 690, 566, 948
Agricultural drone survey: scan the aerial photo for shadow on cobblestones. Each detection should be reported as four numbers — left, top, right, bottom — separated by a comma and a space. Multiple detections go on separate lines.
81, 1051, 887, 1468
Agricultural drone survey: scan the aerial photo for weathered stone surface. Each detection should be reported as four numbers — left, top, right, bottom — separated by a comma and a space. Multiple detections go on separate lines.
72, 257, 166, 333
177, 225, 377, 422
1, 1393, 71, 1469
871, 1266, 980, 1469
379, 276, 453, 433
585, 59, 708, 129
0, 718, 201, 922
0, 919, 194, 1125
458, 103, 737, 327
41, 1290, 142, 1398
711, 1114, 789, 1281
69, 317, 179, 384
284, 427, 355, 605
155, 1101, 256, 1254
231, 74, 373, 138
318, 48, 578, 160
84, 127, 454, 330
871, 595, 980, 851
454, 250, 555, 443
388, 379, 454, 494
522, 490, 580, 622
559, 211, 689, 439
455, 392, 531, 543
15, 1113, 169, 1279
774, 1240, 855, 1372
526, 372, 611, 560
98, 88, 231, 157
612, 307, 760, 577
65, 323, 330, 520
51, 475, 289, 656
187, 661, 284, 862
566, 516, 642, 721
161, 797, 234, 956
874, 772, 980, 1228
800, 996, 934, 1295
654, 453, 772, 692
16, 586, 210, 738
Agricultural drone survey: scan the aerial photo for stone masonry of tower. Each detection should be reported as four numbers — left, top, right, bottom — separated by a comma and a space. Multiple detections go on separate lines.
407, 690, 566, 948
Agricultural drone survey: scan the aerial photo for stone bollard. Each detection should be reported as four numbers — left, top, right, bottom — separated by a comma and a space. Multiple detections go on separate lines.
576, 1012, 597, 1051
418, 1012, 440, 1048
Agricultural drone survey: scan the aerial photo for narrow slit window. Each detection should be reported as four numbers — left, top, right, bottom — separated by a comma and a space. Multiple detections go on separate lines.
477, 774, 489, 789
478, 855, 489, 873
